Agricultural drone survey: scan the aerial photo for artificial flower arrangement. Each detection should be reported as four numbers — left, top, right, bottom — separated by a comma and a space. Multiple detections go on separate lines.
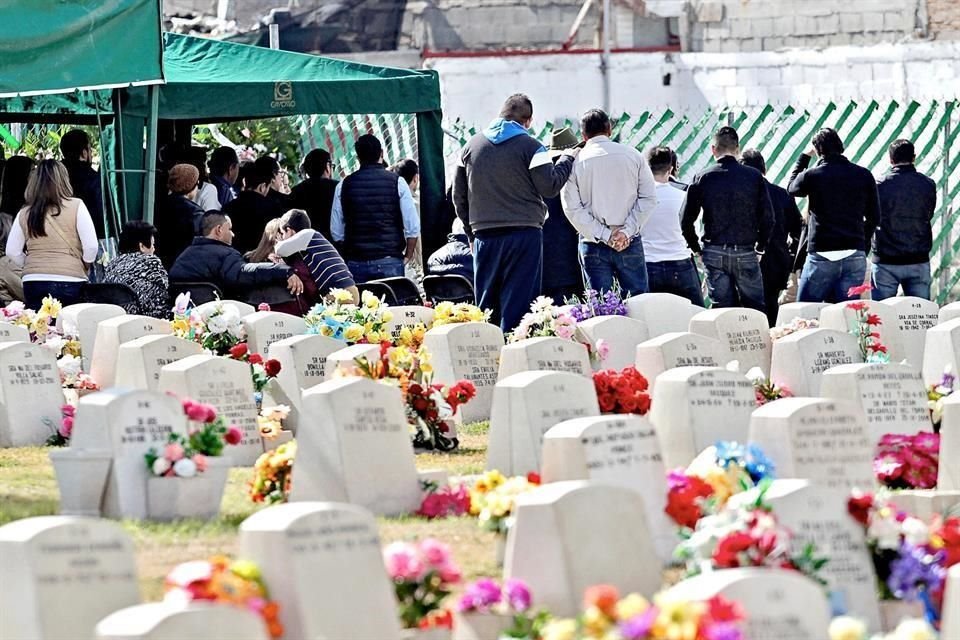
172, 293, 246, 355
469, 470, 541, 535
927, 365, 954, 432
46, 404, 75, 446
383, 538, 462, 630
249, 440, 296, 504
745, 366, 793, 406
145, 433, 209, 478
164, 555, 283, 638
566, 288, 628, 321
417, 479, 471, 519
846, 284, 890, 363
57, 354, 99, 392
592, 366, 651, 415
2, 295, 62, 341
769, 315, 819, 341
431, 301, 490, 326
396, 322, 428, 350
304, 288, 394, 344
354, 341, 476, 451
509, 296, 577, 343
456, 578, 549, 639
228, 343, 282, 395
539, 584, 746, 640
874, 432, 940, 490
257, 405, 291, 441
182, 398, 244, 456
829, 616, 938, 640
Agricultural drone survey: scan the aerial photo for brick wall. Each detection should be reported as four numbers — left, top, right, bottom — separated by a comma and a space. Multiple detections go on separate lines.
928, 0, 960, 39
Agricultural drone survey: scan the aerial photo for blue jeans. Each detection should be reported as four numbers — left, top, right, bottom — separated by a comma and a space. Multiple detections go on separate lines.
646, 258, 704, 306
346, 257, 404, 284
579, 236, 649, 297
23, 280, 84, 312
871, 262, 931, 300
798, 251, 867, 303
701, 245, 765, 311
474, 227, 543, 333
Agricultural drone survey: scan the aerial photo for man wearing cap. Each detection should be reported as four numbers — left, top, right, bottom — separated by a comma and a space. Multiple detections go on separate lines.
561, 109, 658, 296
156, 163, 204, 268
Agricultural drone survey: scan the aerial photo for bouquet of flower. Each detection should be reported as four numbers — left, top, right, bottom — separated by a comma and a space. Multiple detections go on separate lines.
3, 296, 61, 341
509, 296, 577, 343
182, 398, 243, 456
228, 343, 282, 394
396, 323, 428, 350
45, 404, 75, 446
173, 295, 246, 355
249, 440, 296, 504
829, 616, 937, 640
145, 433, 208, 477
257, 405, 290, 441
874, 432, 940, 490
665, 441, 776, 529
469, 470, 541, 534
383, 538, 462, 630
431, 301, 490, 326
769, 316, 819, 341
417, 481, 471, 519
457, 578, 549, 639
305, 288, 394, 344
567, 289, 628, 322
928, 365, 954, 431
592, 366, 652, 415
163, 555, 283, 638
846, 285, 890, 363
57, 354, 100, 391
540, 584, 746, 640
745, 367, 793, 406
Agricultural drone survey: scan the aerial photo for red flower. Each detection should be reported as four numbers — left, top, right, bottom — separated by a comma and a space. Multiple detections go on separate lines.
936, 517, 960, 567
869, 343, 888, 354
705, 595, 745, 623
264, 359, 282, 377
248, 353, 263, 365
848, 283, 873, 297
847, 492, 874, 527
408, 383, 423, 396
866, 314, 882, 326
713, 531, 755, 568
665, 474, 714, 528
526, 472, 541, 485
225, 425, 243, 445
229, 343, 248, 359
412, 397, 429, 412
583, 584, 619, 616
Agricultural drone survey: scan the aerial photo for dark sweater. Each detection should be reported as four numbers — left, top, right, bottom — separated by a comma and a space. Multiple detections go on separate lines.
223, 191, 282, 255
787, 153, 879, 254
873, 164, 937, 265
290, 177, 338, 241
169, 237, 291, 298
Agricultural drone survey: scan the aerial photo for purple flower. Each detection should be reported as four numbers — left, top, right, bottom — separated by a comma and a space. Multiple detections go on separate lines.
887, 541, 947, 601
456, 578, 502, 612
618, 608, 657, 640
704, 622, 744, 640
503, 578, 532, 612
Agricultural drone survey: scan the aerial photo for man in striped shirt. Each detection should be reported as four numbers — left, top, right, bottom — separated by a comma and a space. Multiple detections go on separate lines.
275, 209, 358, 303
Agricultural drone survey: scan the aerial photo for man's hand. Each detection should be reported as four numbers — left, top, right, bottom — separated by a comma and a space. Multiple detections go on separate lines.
287, 273, 304, 296
562, 147, 581, 159
607, 230, 630, 252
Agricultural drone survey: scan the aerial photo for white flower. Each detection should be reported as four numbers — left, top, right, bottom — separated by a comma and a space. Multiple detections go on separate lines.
892, 619, 936, 640
173, 458, 197, 478
152, 457, 172, 476
206, 315, 228, 334
530, 296, 554, 313
431, 389, 454, 419
745, 366, 766, 384
172, 292, 192, 315
44, 334, 67, 355
867, 511, 903, 551
901, 517, 930, 546
58, 354, 83, 380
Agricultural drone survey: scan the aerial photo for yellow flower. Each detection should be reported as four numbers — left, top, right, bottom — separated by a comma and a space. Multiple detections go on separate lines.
652, 595, 704, 640
230, 559, 261, 582
582, 606, 611, 637
381, 310, 393, 323
828, 616, 868, 640
40, 295, 62, 318
615, 593, 650, 620
332, 288, 353, 304
541, 619, 577, 640
420, 361, 433, 374
413, 324, 426, 341
398, 326, 413, 344
702, 467, 737, 505
172, 317, 190, 336
319, 325, 334, 337
365, 331, 380, 344
363, 293, 380, 309
344, 325, 364, 342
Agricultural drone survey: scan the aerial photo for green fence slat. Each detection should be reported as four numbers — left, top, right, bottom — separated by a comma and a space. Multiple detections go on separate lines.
866, 101, 922, 170
676, 108, 720, 157
765, 109, 810, 185
737, 104, 775, 150
635, 109, 676, 152
850, 100, 898, 165
770, 102, 838, 186
619, 112, 651, 147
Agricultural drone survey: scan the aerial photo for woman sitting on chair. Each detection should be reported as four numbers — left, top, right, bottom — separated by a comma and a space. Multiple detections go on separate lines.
104, 221, 169, 318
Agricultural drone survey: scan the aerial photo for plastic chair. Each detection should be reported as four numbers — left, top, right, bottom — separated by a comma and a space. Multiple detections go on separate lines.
369, 277, 423, 306
357, 280, 398, 306
169, 281, 223, 307
80, 283, 139, 309
422, 274, 475, 304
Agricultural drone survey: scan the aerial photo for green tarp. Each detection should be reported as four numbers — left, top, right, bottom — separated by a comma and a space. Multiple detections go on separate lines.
0, 0, 163, 97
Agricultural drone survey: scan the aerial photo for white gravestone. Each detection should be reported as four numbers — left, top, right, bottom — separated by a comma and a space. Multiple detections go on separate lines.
268, 334, 345, 433
942, 564, 960, 640
748, 397, 874, 491
504, 481, 660, 616
0, 342, 65, 447
498, 336, 592, 380
689, 307, 772, 373
649, 366, 756, 469
423, 322, 504, 423
776, 302, 828, 327
487, 371, 600, 476
96, 603, 268, 640
290, 377, 420, 515
939, 302, 960, 325
820, 363, 931, 444
665, 568, 831, 639
386, 305, 436, 341
0, 321, 29, 343
158, 354, 261, 466
625, 292, 700, 338
242, 310, 307, 356
937, 393, 960, 491
114, 335, 203, 391
923, 318, 960, 385
734, 479, 882, 631
57, 303, 126, 371
575, 315, 649, 372
820, 301, 905, 362
769, 328, 862, 396
0, 516, 140, 640
541, 415, 675, 563
323, 343, 379, 378
195, 299, 255, 318
240, 503, 402, 640
634, 332, 728, 390
89, 315, 171, 388
877, 296, 938, 367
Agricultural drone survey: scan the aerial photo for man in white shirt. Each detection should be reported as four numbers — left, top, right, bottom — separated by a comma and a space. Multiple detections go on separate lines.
561, 109, 657, 295
642, 147, 704, 306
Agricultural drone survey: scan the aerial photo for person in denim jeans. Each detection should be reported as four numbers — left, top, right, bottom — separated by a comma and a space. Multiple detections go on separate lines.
680, 127, 774, 311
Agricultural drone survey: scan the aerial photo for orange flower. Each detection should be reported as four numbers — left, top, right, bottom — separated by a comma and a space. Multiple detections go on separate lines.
584, 584, 620, 617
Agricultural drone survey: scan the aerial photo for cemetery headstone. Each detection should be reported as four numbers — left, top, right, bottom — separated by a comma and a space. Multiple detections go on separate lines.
941, 564, 960, 639
0, 516, 139, 640
922, 318, 960, 385
820, 363, 931, 443
240, 502, 402, 640
939, 301, 960, 325
649, 366, 756, 468
748, 397, 874, 491
541, 415, 675, 562
56, 303, 126, 371
487, 371, 600, 476
624, 292, 700, 338
290, 377, 420, 515
498, 337, 592, 380
268, 334, 345, 433
89, 315, 171, 388
323, 343, 379, 378
158, 354, 261, 466
820, 301, 904, 362
114, 335, 203, 391
504, 481, 659, 616
385, 305, 436, 341
0, 342, 66, 447
689, 307, 772, 373
195, 299, 255, 318
96, 603, 268, 640
769, 328, 862, 396
634, 332, 728, 389
242, 311, 307, 356
574, 315, 649, 372
423, 322, 504, 423
0, 321, 29, 343
877, 296, 938, 367
776, 302, 828, 327
939, 393, 960, 491
887, 490, 960, 521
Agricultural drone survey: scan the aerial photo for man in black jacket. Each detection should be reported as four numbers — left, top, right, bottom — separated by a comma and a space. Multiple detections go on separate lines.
170, 211, 303, 300
741, 149, 803, 325
60, 130, 108, 239
680, 127, 774, 311
788, 128, 880, 303
290, 148, 338, 241
223, 166, 281, 254
872, 139, 937, 300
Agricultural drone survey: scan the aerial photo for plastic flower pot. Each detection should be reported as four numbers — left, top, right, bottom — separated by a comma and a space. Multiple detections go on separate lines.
453, 612, 513, 640
879, 599, 925, 631
49, 448, 111, 516
146, 473, 225, 521
205, 455, 232, 499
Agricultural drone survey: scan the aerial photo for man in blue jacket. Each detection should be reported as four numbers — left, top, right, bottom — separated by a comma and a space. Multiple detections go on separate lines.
453, 94, 578, 332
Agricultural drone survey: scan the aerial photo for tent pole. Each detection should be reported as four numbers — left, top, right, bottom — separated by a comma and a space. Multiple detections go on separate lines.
142, 85, 159, 224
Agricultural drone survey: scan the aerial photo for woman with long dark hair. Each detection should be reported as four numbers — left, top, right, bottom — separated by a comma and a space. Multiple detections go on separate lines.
5, 159, 98, 309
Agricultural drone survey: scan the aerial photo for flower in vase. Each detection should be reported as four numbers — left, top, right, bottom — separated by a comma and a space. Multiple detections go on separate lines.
173, 458, 197, 477
164, 443, 185, 462
153, 457, 172, 475
383, 542, 425, 581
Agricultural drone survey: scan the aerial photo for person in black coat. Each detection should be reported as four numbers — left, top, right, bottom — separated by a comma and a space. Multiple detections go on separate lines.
426, 218, 474, 284
170, 211, 303, 301
60, 129, 108, 239
156, 164, 204, 269
741, 149, 803, 326
223, 165, 283, 255
290, 148, 338, 240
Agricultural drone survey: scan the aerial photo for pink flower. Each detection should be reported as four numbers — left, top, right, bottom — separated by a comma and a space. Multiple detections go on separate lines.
164, 443, 185, 462
59, 416, 74, 439
418, 538, 452, 570
913, 432, 940, 455
202, 404, 218, 423
185, 401, 211, 422
193, 454, 208, 472
383, 542, 425, 582
61, 404, 76, 418
258, 303, 271, 312
596, 339, 610, 361
848, 283, 873, 297
437, 562, 462, 584
225, 425, 243, 445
